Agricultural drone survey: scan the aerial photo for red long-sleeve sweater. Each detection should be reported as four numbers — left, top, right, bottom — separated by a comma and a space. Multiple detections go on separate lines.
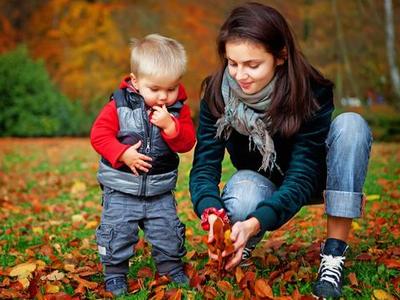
90, 80, 196, 169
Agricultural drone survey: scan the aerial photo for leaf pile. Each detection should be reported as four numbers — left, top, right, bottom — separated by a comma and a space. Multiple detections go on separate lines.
0, 139, 399, 299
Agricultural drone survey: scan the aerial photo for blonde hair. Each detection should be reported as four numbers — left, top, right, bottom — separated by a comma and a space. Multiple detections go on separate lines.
130, 34, 187, 79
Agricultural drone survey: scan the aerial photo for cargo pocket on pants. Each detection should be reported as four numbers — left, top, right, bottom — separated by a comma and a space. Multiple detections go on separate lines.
175, 222, 186, 257
96, 224, 114, 263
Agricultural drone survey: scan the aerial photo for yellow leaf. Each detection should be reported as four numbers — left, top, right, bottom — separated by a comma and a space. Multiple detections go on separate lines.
224, 229, 231, 240
85, 220, 98, 229
373, 289, 395, 300
352, 221, 361, 231
18, 278, 30, 289
367, 194, 380, 201
36, 260, 46, 271
32, 227, 43, 234
47, 270, 65, 281
70, 181, 86, 195
9, 262, 36, 278
45, 283, 60, 294
72, 214, 85, 223
64, 264, 76, 272
80, 238, 90, 249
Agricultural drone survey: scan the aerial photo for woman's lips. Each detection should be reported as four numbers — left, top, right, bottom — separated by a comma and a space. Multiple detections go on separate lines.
239, 82, 253, 89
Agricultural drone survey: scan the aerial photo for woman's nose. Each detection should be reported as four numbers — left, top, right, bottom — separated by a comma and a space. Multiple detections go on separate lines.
235, 66, 249, 81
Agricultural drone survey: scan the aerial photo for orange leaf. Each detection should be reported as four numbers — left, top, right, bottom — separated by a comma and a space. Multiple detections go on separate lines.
373, 289, 395, 300
150, 289, 165, 300
235, 266, 244, 284
217, 280, 233, 293
70, 274, 98, 289
381, 259, 400, 269
348, 272, 358, 286
165, 288, 182, 300
203, 286, 218, 299
254, 278, 273, 298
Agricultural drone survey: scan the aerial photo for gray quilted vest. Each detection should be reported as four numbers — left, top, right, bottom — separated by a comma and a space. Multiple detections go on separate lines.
97, 88, 183, 196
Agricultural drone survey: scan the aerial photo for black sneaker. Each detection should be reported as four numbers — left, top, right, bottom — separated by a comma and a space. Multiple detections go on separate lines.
312, 239, 349, 299
240, 245, 255, 267
105, 276, 128, 296
169, 269, 189, 284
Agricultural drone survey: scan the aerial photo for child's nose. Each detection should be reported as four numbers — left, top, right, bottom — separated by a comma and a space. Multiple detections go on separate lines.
159, 92, 167, 101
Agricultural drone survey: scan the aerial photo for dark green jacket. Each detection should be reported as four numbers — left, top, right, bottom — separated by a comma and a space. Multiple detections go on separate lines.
189, 83, 334, 234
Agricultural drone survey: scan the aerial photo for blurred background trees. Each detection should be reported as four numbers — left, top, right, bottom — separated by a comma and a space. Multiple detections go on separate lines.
0, 0, 399, 138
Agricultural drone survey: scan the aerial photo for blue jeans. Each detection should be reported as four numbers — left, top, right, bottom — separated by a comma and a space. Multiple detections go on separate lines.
96, 187, 186, 280
221, 113, 372, 244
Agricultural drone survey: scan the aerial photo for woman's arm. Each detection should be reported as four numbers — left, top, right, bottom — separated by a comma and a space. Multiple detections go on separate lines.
248, 87, 334, 234
189, 100, 227, 217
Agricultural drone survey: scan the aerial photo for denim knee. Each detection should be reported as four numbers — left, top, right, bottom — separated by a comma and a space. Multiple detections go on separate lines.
328, 112, 372, 150
221, 170, 276, 224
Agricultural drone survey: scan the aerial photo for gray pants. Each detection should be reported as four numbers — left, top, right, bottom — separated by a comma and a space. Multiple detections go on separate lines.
96, 186, 186, 280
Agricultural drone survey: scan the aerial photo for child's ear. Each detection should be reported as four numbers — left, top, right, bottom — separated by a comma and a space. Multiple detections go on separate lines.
130, 73, 138, 89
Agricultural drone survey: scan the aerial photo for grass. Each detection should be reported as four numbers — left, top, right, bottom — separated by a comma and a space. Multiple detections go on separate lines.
0, 138, 399, 299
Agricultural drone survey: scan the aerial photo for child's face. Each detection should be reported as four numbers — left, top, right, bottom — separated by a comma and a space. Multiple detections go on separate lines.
130, 73, 180, 108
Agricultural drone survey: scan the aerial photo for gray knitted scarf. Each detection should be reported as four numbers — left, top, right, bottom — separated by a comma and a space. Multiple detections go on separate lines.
216, 67, 280, 173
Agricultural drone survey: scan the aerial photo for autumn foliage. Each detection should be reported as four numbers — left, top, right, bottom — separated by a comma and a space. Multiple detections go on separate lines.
0, 139, 399, 299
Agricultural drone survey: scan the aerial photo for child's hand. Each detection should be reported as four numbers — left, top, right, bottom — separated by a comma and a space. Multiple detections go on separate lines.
150, 105, 176, 135
119, 141, 152, 176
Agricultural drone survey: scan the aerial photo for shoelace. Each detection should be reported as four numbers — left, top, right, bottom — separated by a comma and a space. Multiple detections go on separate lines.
318, 254, 345, 288
242, 247, 253, 260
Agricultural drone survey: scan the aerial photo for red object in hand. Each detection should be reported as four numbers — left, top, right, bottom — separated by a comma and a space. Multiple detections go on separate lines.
201, 207, 230, 231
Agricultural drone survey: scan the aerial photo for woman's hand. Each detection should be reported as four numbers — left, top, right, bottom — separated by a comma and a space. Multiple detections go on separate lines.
223, 217, 260, 270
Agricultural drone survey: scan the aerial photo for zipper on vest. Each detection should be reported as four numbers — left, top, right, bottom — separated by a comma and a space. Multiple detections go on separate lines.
140, 102, 152, 196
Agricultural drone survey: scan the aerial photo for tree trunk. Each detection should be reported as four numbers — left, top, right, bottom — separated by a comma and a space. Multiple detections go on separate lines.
332, 0, 361, 101
384, 0, 400, 103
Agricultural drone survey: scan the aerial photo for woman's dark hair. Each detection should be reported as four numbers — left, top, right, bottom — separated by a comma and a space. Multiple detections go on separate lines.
202, 2, 333, 137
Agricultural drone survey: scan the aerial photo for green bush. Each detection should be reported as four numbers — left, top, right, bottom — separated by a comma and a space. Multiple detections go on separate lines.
0, 46, 88, 136
334, 106, 400, 142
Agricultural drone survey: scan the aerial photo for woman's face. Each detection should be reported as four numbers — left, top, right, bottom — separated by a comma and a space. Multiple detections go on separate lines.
225, 39, 284, 95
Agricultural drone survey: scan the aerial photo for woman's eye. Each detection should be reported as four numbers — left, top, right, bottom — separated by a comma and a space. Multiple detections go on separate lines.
228, 61, 237, 67
150, 88, 158, 92
249, 64, 259, 69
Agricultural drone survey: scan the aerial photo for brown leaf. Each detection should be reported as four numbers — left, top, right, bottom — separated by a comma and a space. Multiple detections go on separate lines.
254, 278, 273, 298
213, 217, 225, 250
356, 253, 373, 261
189, 272, 205, 289
148, 275, 170, 289
348, 272, 358, 286
128, 278, 142, 293
217, 280, 233, 293
43, 292, 77, 300
203, 286, 218, 299
137, 266, 154, 278
292, 287, 301, 300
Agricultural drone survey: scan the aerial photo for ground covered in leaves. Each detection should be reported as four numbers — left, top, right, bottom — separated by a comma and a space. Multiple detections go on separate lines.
0, 138, 399, 299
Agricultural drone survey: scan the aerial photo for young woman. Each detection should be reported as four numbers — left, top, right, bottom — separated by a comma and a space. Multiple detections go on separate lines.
189, 2, 372, 298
